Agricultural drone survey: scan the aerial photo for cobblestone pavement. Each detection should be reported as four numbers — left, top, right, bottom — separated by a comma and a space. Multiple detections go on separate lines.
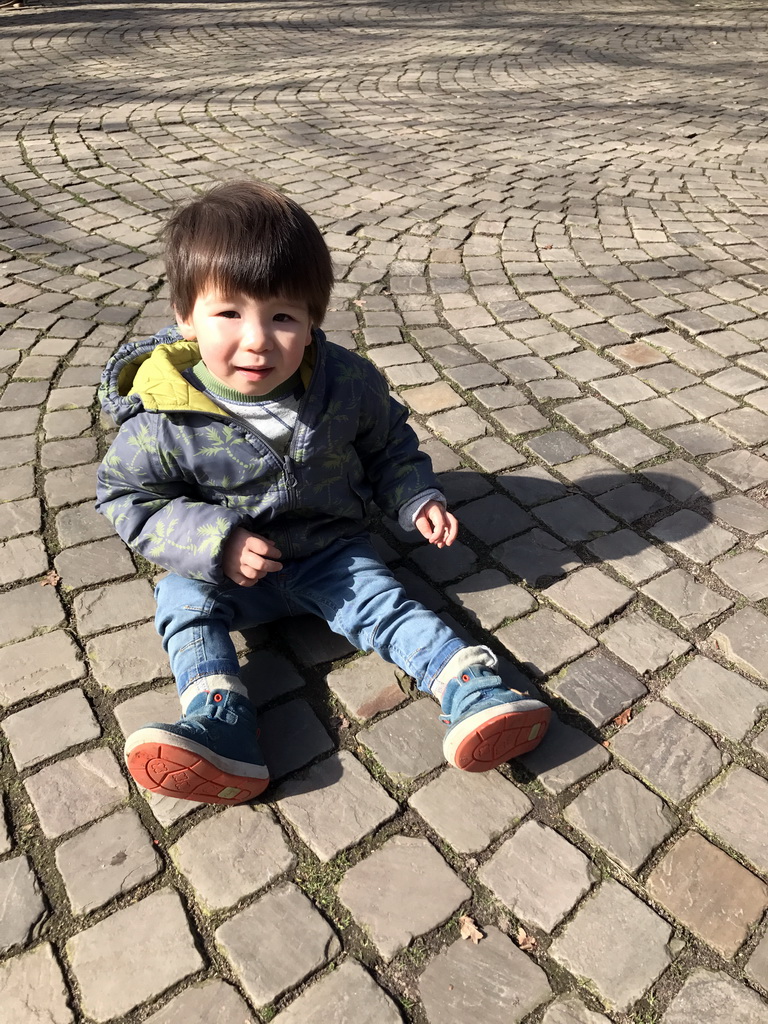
3, 0, 768, 1021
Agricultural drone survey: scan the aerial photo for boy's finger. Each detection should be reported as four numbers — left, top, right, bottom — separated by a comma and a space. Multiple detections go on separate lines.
247, 535, 282, 559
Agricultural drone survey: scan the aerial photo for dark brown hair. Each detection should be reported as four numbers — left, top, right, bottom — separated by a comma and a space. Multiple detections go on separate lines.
164, 181, 334, 325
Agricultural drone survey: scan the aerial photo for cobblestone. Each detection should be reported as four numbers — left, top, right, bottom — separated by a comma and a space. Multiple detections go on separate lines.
694, 767, 768, 876
3, 688, 100, 769
0, 942, 74, 1024
0, 856, 47, 952
661, 970, 768, 1024
216, 883, 340, 1006
68, 889, 204, 1021
339, 835, 469, 960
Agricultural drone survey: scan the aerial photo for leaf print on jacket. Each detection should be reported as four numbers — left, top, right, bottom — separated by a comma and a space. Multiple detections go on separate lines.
96, 327, 440, 584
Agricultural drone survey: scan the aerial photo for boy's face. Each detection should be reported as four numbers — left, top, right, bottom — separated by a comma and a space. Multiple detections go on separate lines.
176, 288, 313, 397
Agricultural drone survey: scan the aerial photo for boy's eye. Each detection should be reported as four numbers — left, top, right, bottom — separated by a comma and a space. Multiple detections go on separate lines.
273, 313, 294, 323
216, 310, 240, 319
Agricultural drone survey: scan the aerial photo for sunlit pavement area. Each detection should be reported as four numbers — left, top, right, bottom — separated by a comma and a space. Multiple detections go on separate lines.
2, 1, 768, 1021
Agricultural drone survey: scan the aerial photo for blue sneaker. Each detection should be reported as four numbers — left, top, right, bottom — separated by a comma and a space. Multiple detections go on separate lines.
440, 665, 551, 771
124, 689, 269, 804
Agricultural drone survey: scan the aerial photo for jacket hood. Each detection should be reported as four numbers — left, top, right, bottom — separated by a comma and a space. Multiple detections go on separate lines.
99, 324, 321, 426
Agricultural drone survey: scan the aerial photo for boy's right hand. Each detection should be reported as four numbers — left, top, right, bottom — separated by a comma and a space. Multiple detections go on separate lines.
223, 527, 283, 587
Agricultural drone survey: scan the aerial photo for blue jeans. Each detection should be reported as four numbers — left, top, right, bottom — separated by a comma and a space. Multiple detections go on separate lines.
155, 535, 466, 700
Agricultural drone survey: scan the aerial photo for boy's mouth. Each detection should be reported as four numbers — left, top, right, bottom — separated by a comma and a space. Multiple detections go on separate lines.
237, 366, 272, 380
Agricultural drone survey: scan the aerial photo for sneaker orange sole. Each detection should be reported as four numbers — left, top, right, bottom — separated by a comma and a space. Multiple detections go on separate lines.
446, 706, 551, 772
126, 740, 269, 805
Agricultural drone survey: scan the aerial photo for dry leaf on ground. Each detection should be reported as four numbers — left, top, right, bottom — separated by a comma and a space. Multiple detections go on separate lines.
612, 707, 632, 728
516, 926, 537, 951
459, 915, 484, 944
40, 569, 60, 587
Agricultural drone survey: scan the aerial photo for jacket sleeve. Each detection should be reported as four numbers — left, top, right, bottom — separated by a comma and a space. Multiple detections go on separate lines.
95, 415, 242, 584
354, 367, 440, 518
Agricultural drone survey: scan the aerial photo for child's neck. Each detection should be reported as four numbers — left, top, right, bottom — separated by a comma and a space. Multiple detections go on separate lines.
192, 361, 301, 403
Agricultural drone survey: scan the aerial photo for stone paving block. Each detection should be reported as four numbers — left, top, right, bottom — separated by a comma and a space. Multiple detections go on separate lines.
594, 426, 668, 468
68, 888, 204, 1021
588, 528, 674, 584
557, 397, 625, 435
411, 766, 532, 854
44, 463, 100, 507
338, 835, 470, 960
557, 454, 627, 495
360, 697, 445, 780
498, 465, 568, 506
0, 855, 47, 952
642, 458, 723, 503
612, 702, 722, 802
713, 494, 768, 535
113, 683, 178, 738
713, 549, 768, 599
595, 375, 657, 405
259, 699, 334, 780
0, 794, 11, 855
550, 881, 672, 1012
549, 650, 647, 728
708, 450, 768, 490
458, 492, 534, 544
0, 630, 85, 705
479, 820, 595, 931
712, 607, 768, 682
713, 408, 768, 446
661, 969, 768, 1024
73, 578, 155, 635
555, 350, 616, 381
494, 528, 582, 585
601, 611, 690, 674
496, 607, 596, 678
3, 688, 100, 769
526, 429, 589, 464
648, 509, 737, 564
409, 538, 477, 583
641, 568, 733, 629
463, 435, 526, 472
519, 716, 610, 795
693, 767, 768, 875
144, 979, 256, 1024
565, 769, 677, 872
636, 363, 700, 392
447, 568, 536, 630
43, 407, 92, 440
0, 406, 38, 437
663, 421, 733, 456
0, 533, 48, 585
87, 621, 169, 690
544, 567, 633, 628
25, 746, 128, 838
667, 659, 768, 741
534, 494, 617, 543
54, 535, 135, 589
0, 579, 65, 646
0, 941, 74, 1024
540, 995, 611, 1024
595, 481, 670, 524
326, 652, 405, 721
41, 436, 98, 469
625, 396, 692, 430
55, 501, 115, 547
647, 831, 768, 957
239, 647, 307, 706
172, 805, 295, 909
746, 933, 768, 990
276, 750, 397, 861
55, 807, 162, 914
273, 959, 401, 1024
0, 439, 36, 472
419, 926, 551, 1023
0, 496, 41, 540
492, 403, 550, 435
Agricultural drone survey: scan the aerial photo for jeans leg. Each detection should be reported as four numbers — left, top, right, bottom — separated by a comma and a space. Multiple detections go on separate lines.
288, 537, 465, 693
154, 574, 290, 698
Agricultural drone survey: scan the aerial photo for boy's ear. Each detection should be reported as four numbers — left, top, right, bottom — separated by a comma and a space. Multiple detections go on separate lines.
174, 308, 195, 340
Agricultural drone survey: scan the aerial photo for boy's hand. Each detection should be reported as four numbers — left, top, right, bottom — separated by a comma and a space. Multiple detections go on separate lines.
223, 527, 283, 586
415, 501, 458, 548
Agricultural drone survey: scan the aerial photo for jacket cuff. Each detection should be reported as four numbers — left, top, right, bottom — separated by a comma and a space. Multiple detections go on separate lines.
398, 489, 446, 532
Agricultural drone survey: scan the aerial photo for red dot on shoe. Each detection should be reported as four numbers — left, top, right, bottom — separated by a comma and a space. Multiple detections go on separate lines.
213, 693, 223, 703
461, 673, 470, 682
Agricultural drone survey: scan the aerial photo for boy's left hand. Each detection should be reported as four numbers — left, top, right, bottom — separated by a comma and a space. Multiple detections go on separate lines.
415, 501, 458, 548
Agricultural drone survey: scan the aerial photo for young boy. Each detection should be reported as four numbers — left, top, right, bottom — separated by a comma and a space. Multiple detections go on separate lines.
96, 181, 550, 806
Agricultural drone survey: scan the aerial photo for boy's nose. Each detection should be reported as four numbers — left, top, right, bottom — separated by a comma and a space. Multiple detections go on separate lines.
242, 322, 272, 350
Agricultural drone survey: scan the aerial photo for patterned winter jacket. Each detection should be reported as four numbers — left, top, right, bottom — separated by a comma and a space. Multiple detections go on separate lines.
96, 326, 440, 584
